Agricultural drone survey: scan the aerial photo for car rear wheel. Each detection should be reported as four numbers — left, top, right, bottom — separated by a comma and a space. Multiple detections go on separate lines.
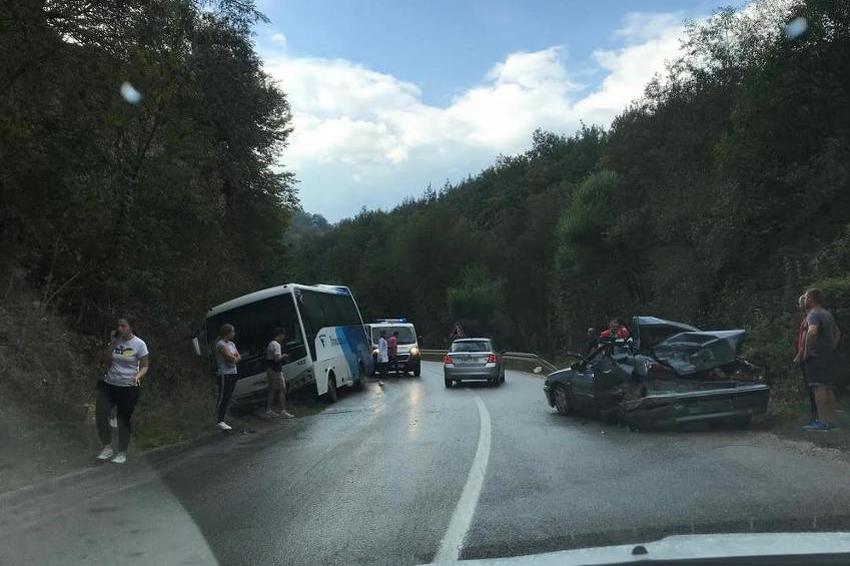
356, 363, 367, 391
325, 372, 338, 403
444, 377, 452, 388
553, 385, 572, 415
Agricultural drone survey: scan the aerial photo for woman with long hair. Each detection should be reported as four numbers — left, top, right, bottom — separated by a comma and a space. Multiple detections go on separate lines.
96, 317, 149, 464
215, 323, 241, 431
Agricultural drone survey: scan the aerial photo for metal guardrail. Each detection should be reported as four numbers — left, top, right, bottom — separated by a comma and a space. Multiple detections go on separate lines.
420, 349, 560, 374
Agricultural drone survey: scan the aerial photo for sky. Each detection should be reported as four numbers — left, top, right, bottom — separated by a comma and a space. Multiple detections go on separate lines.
253, 0, 749, 222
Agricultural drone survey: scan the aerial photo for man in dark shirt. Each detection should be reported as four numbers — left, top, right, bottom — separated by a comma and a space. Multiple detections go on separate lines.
586, 327, 597, 354
802, 288, 842, 431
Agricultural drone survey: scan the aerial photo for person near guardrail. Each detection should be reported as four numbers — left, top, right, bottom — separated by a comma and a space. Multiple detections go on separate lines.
388, 331, 399, 374
599, 319, 630, 341
801, 288, 842, 432
793, 294, 817, 425
586, 327, 597, 354
378, 330, 389, 384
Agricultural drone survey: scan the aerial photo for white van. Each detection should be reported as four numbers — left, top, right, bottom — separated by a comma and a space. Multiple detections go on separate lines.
364, 319, 421, 376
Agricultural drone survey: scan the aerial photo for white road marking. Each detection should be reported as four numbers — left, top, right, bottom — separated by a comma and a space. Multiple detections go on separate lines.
433, 392, 492, 563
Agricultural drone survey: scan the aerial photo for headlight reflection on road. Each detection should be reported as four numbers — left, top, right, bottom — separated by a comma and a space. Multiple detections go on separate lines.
406, 383, 423, 439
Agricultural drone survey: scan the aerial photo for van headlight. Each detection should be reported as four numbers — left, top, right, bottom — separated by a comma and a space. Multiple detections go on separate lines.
410, 346, 420, 356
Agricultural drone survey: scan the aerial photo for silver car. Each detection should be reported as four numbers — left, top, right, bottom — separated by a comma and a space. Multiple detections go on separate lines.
443, 338, 505, 388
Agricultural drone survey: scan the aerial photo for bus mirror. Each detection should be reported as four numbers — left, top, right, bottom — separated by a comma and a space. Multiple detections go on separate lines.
191, 337, 202, 357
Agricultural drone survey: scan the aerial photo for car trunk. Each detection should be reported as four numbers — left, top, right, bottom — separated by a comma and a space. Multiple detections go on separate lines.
619, 329, 769, 427
449, 351, 490, 367
652, 330, 747, 376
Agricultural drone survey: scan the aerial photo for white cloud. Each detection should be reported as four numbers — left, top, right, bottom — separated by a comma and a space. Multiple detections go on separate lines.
613, 12, 684, 43
574, 21, 685, 124
262, 12, 688, 220
271, 32, 286, 45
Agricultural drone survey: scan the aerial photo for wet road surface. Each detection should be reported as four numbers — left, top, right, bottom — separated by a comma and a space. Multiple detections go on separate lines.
4, 362, 850, 565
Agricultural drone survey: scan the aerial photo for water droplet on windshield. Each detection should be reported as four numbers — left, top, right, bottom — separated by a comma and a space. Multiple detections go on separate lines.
120, 82, 143, 104
784, 17, 807, 40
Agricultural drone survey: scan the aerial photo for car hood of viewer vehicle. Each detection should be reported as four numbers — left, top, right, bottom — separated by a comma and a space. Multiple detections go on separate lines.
652, 330, 747, 376
441, 532, 850, 566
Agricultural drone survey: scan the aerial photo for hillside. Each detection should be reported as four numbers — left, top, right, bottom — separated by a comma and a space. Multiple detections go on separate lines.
290, 0, 850, 400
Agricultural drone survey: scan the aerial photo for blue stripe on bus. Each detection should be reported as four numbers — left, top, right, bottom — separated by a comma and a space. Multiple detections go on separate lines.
335, 325, 372, 377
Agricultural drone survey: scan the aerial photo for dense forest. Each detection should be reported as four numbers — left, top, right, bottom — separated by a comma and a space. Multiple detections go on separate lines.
291, 0, 850, 394
1, 0, 297, 445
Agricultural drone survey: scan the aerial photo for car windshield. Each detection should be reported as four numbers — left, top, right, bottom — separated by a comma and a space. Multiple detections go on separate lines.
372, 326, 416, 344
451, 340, 492, 352
6, 1, 850, 564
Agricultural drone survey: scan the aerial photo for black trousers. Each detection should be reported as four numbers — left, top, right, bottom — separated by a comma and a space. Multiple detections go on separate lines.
217, 373, 239, 422
96, 381, 140, 452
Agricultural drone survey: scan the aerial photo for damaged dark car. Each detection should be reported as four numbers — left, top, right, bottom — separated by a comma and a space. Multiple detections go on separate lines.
543, 317, 769, 430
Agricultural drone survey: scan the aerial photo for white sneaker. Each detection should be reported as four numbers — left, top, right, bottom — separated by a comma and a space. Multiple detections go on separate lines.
216, 421, 232, 431
265, 410, 278, 418
96, 446, 114, 460
280, 411, 295, 419
111, 452, 127, 464
109, 416, 118, 429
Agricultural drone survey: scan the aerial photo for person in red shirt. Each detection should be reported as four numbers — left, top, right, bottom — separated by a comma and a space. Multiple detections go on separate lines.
599, 318, 630, 341
793, 294, 817, 424
388, 331, 399, 374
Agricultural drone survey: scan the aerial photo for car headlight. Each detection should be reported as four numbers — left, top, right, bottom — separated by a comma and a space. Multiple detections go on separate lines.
372, 348, 379, 356
410, 346, 420, 356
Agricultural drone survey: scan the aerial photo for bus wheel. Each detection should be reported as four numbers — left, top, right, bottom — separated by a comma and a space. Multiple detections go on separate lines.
326, 372, 338, 403
356, 364, 367, 391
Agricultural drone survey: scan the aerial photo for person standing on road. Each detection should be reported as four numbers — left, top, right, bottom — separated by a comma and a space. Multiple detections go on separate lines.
388, 331, 399, 374
96, 317, 149, 464
265, 327, 294, 419
802, 288, 842, 431
794, 294, 817, 425
215, 324, 241, 431
378, 330, 389, 384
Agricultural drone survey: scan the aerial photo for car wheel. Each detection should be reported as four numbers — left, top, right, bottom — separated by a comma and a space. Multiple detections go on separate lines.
444, 378, 452, 388
326, 372, 338, 403
413, 363, 421, 377
500, 372, 505, 384
553, 385, 572, 415
356, 363, 367, 391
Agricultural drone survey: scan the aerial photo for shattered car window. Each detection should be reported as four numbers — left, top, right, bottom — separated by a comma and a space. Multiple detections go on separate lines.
653, 331, 745, 375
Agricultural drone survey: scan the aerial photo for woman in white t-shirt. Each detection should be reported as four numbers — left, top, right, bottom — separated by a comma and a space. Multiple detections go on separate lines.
95, 317, 149, 464
214, 324, 241, 431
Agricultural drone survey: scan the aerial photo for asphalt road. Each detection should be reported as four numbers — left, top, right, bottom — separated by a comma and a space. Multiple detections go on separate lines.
5, 361, 850, 565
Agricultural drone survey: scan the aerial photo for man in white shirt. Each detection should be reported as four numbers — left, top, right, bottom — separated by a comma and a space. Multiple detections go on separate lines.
266, 327, 294, 418
378, 330, 389, 385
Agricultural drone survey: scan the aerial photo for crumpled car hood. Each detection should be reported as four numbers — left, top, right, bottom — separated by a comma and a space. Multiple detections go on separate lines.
652, 330, 747, 376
